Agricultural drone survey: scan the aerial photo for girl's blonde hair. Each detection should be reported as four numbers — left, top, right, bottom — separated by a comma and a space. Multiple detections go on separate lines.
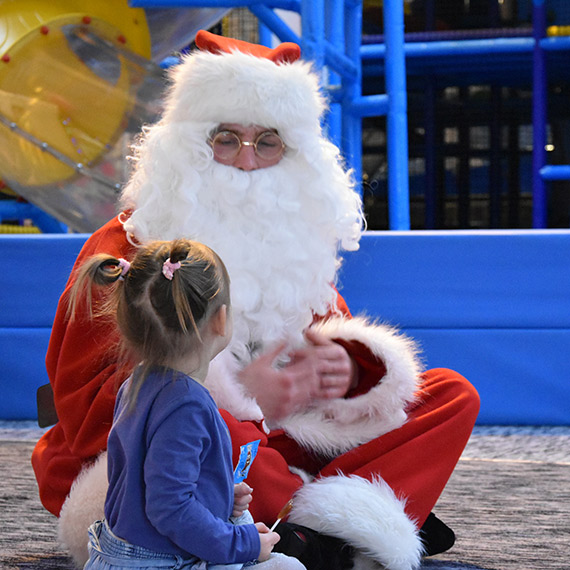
68, 239, 230, 405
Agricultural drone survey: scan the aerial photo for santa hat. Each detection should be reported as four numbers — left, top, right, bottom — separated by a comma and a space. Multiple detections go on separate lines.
195, 29, 301, 63
161, 30, 328, 135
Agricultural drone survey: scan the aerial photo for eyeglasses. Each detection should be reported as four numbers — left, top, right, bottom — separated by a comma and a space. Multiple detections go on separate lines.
209, 130, 285, 161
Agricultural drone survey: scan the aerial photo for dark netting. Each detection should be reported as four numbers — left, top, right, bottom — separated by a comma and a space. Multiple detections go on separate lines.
222, 7, 259, 43
361, 0, 570, 229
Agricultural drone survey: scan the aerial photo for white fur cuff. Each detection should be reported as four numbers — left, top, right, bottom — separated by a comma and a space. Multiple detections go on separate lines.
288, 474, 423, 570
278, 316, 423, 456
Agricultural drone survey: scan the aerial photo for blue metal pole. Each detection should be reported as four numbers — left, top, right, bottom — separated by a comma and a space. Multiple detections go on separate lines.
347, 94, 389, 117
249, 5, 301, 44
540, 165, 570, 180
541, 36, 570, 51
342, 1, 363, 191
325, 0, 343, 147
300, 0, 324, 68
532, 0, 547, 228
361, 37, 534, 60
258, 20, 272, 47
384, 0, 410, 229
323, 41, 358, 80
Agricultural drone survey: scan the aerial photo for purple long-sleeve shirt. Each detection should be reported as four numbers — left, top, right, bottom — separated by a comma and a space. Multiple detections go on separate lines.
104, 366, 260, 564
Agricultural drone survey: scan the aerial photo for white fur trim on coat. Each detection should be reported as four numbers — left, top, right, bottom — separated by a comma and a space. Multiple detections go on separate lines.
288, 474, 423, 570
277, 316, 423, 457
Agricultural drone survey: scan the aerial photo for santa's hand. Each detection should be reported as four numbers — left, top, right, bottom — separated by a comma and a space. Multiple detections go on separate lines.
288, 329, 357, 400
238, 343, 320, 421
233, 482, 253, 517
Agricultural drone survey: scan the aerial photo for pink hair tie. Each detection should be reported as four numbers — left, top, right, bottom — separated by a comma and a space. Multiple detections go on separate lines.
162, 258, 181, 281
118, 258, 131, 280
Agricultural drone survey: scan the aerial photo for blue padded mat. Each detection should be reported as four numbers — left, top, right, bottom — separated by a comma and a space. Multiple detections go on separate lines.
337, 230, 570, 425
1, 230, 569, 423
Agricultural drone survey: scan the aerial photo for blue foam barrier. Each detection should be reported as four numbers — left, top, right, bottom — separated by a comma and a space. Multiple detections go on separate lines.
1, 230, 569, 424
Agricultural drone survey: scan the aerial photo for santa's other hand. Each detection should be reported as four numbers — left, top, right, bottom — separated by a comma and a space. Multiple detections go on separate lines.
238, 344, 319, 421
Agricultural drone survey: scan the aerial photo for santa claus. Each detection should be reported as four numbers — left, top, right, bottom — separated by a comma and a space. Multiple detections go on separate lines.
32, 31, 479, 570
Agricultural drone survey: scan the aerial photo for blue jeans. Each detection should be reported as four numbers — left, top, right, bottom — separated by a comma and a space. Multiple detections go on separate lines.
83, 516, 254, 570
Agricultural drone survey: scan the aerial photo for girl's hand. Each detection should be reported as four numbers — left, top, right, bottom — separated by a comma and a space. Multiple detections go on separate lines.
255, 522, 280, 562
233, 482, 253, 517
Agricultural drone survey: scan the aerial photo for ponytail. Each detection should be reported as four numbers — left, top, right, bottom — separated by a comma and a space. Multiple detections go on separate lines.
168, 240, 205, 339
66, 254, 130, 322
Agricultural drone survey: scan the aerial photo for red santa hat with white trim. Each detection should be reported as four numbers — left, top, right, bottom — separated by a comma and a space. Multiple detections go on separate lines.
161, 30, 328, 134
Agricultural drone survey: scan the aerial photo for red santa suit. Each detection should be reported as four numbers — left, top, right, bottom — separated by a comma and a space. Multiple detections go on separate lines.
32, 32, 480, 570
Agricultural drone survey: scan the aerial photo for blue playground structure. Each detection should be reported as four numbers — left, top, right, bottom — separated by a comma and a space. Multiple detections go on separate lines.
3, 1, 570, 230
0, 1, 569, 425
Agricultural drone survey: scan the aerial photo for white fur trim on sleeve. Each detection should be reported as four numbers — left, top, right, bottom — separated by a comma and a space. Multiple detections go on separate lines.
288, 474, 423, 570
278, 316, 423, 456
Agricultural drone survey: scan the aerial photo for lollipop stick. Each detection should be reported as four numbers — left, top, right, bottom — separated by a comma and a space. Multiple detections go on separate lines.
270, 499, 293, 531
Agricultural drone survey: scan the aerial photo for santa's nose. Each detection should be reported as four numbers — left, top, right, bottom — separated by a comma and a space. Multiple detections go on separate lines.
233, 145, 260, 171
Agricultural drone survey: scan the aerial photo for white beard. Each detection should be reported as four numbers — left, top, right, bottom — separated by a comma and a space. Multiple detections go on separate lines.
123, 135, 363, 362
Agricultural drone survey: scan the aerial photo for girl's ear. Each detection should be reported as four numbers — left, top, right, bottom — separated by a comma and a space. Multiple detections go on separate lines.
210, 304, 228, 337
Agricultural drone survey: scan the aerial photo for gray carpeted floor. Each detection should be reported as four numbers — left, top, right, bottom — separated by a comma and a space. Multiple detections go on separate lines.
1, 424, 569, 570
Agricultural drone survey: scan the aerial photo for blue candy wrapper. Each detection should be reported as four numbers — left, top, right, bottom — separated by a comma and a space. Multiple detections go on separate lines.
233, 439, 261, 483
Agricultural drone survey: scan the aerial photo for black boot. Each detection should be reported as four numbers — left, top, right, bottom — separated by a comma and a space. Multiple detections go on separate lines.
419, 512, 456, 557
273, 522, 354, 570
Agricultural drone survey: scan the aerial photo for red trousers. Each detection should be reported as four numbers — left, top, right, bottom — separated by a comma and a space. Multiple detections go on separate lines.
225, 368, 480, 527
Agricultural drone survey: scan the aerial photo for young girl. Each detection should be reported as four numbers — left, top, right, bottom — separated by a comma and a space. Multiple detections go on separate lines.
70, 239, 305, 570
